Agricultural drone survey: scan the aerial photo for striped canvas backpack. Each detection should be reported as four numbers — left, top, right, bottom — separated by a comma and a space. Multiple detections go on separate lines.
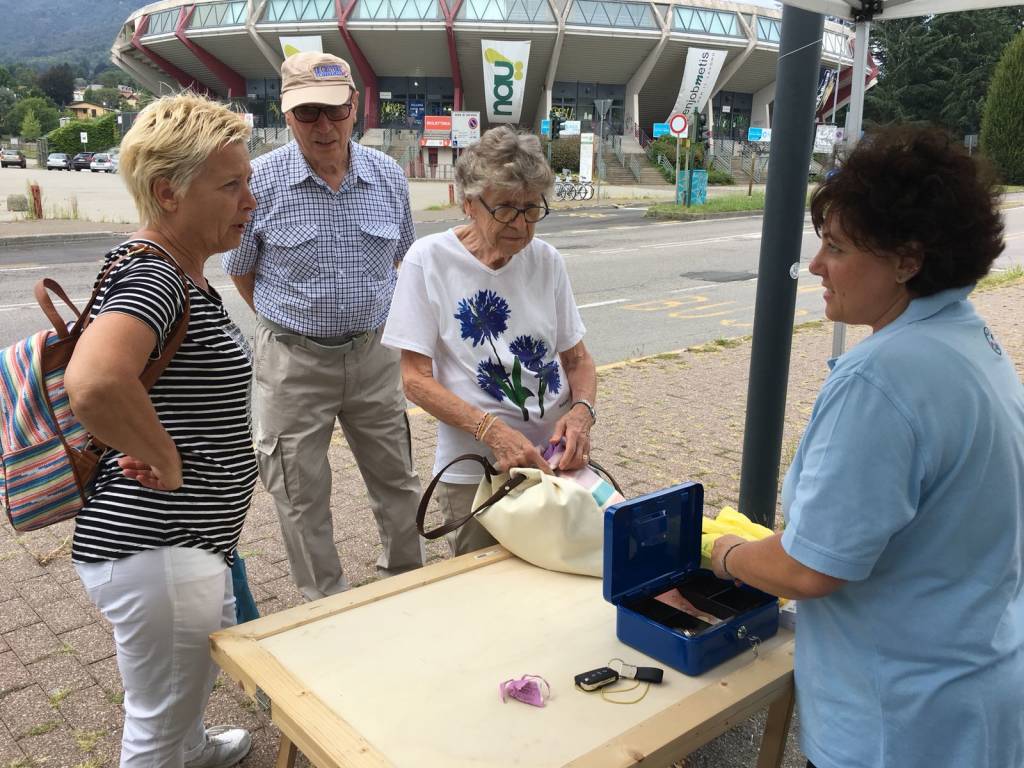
0, 242, 188, 531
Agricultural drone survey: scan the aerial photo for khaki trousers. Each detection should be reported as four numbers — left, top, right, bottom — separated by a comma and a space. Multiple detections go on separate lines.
252, 319, 424, 601
436, 481, 498, 557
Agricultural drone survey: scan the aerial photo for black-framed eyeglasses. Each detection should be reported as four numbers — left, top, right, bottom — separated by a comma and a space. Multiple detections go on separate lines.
291, 102, 354, 123
477, 195, 549, 224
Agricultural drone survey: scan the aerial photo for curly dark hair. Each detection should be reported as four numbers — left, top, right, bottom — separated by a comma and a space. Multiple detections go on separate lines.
810, 125, 1005, 297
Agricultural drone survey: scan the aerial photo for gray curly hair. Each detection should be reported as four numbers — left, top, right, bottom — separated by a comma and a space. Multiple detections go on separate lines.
454, 125, 554, 204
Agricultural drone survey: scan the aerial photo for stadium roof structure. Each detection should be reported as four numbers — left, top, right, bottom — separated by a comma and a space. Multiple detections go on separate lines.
111, 0, 855, 130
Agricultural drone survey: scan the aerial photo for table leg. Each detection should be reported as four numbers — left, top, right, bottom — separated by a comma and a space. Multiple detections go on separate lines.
276, 735, 298, 768
755, 678, 796, 768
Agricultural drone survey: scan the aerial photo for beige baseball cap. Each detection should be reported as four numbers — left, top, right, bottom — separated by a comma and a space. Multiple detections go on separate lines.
280, 52, 355, 112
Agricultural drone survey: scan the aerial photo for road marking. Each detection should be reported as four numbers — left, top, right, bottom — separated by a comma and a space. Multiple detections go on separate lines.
577, 298, 628, 309
0, 265, 46, 272
0, 283, 237, 313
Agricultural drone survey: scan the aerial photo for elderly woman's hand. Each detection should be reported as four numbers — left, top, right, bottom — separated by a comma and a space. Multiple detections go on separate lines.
549, 406, 593, 471
484, 421, 552, 474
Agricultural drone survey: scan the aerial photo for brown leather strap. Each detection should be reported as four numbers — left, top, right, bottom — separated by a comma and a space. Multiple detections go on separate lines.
416, 454, 529, 539
34, 279, 82, 338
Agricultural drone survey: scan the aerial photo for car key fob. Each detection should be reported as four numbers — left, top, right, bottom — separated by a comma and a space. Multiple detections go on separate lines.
574, 666, 620, 691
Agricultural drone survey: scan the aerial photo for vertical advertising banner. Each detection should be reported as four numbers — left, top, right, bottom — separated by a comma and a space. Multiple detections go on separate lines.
579, 133, 594, 183
481, 40, 531, 123
667, 48, 727, 121
279, 36, 323, 58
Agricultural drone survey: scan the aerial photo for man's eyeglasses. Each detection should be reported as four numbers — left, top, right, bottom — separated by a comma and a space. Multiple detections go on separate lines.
477, 195, 549, 224
291, 103, 354, 123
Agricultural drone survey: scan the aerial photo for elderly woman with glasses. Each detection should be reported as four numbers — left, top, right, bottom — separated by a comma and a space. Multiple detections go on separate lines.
383, 126, 597, 555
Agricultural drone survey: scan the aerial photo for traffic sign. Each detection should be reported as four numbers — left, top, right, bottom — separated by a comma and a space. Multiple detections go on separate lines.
540, 119, 551, 137
668, 113, 688, 138
747, 126, 772, 142
652, 122, 669, 138
80, 131, 88, 145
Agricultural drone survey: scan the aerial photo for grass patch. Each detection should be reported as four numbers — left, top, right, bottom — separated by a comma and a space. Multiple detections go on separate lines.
48, 688, 71, 708
4, 758, 39, 768
793, 319, 827, 334
105, 690, 124, 706
23, 721, 59, 737
647, 192, 767, 219
975, 265, 1024, 292
687, 336, 749, 353
74, 729, 106, 753
1000, 185, 1024, 194
74, 759, 104, 768
425, 203, 455, 211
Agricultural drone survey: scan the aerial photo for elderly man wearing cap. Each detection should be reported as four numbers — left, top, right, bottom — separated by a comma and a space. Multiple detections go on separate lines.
224, 52, 424, 601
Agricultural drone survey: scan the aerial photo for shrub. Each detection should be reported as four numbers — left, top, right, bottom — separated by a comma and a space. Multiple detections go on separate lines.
708, 167, 734, 185
981, 30, 1024, 184
46, 113, 118, 155
541, 137, 581, 174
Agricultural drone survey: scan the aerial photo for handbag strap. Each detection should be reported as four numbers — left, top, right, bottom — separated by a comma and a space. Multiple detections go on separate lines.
416, 454, 529, 540
587, 458, 624, 496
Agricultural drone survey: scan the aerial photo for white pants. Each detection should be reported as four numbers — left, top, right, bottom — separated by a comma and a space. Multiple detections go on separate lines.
76, 547, 235, 768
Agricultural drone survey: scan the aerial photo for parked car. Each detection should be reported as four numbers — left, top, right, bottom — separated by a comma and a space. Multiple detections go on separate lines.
1, 149, 27, 169
46, 152, 72, 170
90, 153, 115, 173
71, 152, 95, 171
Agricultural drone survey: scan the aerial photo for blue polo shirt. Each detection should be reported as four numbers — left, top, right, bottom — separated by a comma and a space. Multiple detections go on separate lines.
781, 286, 1024, 768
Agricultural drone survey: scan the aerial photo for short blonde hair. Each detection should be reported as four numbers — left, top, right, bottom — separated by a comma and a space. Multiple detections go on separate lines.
454, 126, 554, 204
119, 93, 251, 225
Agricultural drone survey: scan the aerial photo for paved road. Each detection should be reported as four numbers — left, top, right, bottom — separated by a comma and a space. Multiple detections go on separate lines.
2, 206, 1022, 364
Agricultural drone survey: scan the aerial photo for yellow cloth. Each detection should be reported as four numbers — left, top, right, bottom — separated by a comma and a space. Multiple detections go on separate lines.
700, 507, 774, 568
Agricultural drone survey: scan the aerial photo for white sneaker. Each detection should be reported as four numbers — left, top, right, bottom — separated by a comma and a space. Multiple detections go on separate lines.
184, 726, 252, 768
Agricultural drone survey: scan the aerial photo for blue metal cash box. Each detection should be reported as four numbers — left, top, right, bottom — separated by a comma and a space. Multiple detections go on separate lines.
603, 482, 779, 676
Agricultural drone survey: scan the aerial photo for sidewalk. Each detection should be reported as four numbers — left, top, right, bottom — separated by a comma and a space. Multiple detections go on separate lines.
1, 281, 1021, 767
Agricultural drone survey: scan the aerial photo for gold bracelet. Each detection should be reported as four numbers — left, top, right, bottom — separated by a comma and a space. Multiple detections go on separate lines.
474, 413, 495, 441
478, 414, 498, 442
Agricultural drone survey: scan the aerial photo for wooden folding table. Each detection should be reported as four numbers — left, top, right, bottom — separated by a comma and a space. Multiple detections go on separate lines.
211, 548, 795, 768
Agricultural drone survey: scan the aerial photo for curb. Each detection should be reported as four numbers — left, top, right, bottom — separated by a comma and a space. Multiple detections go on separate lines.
0, 231, 130, 248
644, 209, 768, 222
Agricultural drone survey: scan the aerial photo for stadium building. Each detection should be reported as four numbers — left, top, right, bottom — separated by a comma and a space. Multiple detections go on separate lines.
111, 0, 853, 172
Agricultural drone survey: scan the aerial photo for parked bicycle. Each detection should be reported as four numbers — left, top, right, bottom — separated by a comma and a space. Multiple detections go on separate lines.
553, 174, 595, 201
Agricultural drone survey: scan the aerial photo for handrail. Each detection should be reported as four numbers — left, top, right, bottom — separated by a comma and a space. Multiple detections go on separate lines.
627, 154, 643, 182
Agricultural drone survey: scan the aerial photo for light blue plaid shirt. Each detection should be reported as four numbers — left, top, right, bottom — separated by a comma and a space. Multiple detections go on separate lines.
223, 140, 415, 337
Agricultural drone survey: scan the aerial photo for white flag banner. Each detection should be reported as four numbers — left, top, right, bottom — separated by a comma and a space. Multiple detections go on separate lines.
481, 40, 531, 124
280, 36, 323, 58
667, 48, 728, 121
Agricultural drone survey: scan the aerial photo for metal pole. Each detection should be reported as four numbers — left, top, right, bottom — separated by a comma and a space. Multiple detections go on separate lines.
737, 4, 824, 528
675, 136, 682, 205
830, 19, 870, 359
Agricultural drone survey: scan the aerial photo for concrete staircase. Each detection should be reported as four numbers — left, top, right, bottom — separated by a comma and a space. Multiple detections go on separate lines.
599, 148, 671, 186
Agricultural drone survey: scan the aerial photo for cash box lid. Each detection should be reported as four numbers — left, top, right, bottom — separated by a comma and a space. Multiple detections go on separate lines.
603, 482, 704, 604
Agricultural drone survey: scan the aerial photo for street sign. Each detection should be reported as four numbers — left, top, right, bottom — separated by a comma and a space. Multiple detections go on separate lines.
594, 99, 612, 119
813, 124, 838, 153
451, 111, 481, 147
562, 120, 581, 136
668, 113, 688, 138
652, 122, 669, 138
747, 126, 772, 142
80, 131, 88, 144
540, 119, 551, 137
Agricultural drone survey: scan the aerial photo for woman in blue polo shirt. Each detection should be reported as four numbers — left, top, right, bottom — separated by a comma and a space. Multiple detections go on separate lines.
710, 125, 1023, 768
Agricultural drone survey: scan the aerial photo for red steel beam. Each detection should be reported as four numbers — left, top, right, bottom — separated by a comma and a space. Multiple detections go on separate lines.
439, 0, 464, 110
131, 13, 210, 95
175, 5, 248, 99
335, 0, 380, 129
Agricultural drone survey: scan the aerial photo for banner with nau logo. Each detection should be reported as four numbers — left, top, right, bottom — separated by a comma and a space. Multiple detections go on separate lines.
667, 48, 727, 121
279, 36, 323, 58
481, 40, 531, 124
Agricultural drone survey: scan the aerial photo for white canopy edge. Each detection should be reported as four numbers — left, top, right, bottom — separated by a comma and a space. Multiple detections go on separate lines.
782, 0, 1024, 21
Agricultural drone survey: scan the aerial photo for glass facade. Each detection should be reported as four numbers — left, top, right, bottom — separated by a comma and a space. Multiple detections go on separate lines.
245, 78, 284, 127
353, 0, 443, 20
378, 76, 454, 128
711, 90, 752, 140
552, 81, 624, 136
756, 17, 781, 42
262, 0, 337, 22
145, 9, 179, 35
672, 6, 740, 37
566, 1, 657, 29
457, 0, 555, 23
189, 1, 247, 28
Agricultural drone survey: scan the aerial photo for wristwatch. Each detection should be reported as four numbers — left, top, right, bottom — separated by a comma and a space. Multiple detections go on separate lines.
571, 399, 597, 424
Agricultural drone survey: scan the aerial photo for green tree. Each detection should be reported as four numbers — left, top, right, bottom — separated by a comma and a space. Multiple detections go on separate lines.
83, 87, 122, 110
0, 87, 16, 133
20, 109, 41, 141
866, 8, 1024, 135
6, 96, 60, 135
0, 65, 13, 88
981, 30, 1024, 184
38, 63, 75, 106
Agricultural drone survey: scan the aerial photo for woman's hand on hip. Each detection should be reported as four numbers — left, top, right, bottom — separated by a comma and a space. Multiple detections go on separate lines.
484, 421, 552, 474
549, 408, 593, 470
117, 450, 183, 491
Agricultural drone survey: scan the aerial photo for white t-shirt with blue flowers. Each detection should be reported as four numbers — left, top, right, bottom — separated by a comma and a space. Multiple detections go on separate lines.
382, 228, 586, 483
